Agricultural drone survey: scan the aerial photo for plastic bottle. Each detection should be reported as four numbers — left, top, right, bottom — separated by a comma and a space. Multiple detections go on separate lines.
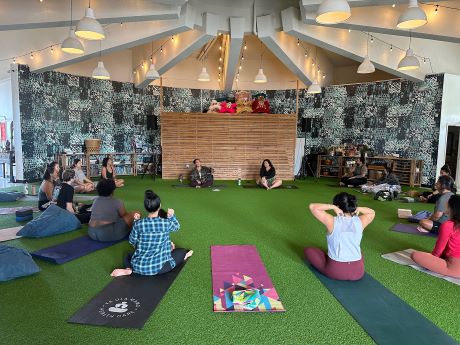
24, 182, 29, 195
31, 184, 36, 195
179, 174, 183, 183
237, 178, 241, 186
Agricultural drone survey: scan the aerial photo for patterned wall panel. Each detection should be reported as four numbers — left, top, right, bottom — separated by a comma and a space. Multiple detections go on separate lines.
18, 65, 160, 180
297, 74, 444, 184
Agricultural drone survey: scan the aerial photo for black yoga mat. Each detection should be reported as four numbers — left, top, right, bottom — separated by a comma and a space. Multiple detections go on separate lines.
172, 184, 226, 188
242, 184, 298, 189
310, 268, 458, 345
68, 263, 186, 329
31, 236, 126, 264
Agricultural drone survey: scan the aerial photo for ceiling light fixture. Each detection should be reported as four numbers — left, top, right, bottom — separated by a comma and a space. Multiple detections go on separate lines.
358, 34, 375, 74
146, 41, 160, 80
75, 0, 105, 40
254, 41, 267, 83
92, 42, 110, 80
61, 0, 85, 54
308, 47, 321, 94
398, 32, 420, 70
397, 0, 427, 29
316, 0, 351, 24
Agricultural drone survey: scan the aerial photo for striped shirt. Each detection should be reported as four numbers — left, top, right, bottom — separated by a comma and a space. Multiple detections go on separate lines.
129, 215, 180, 275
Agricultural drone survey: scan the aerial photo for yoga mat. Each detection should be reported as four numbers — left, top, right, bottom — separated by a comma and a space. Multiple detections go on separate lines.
391, 223, 436, 237
242, 184, 298, 189
31, 235, 126, 264
68, 263, 186, 329
0, 226, 23, 242
310, 267, 458, 345
0, 206, 39, 215
211, 245, 285, 312
172, 184, 226, 188
382, 249, 460, 286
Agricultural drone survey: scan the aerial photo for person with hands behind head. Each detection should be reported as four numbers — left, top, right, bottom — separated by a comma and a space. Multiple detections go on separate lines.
305, 192, 375, 281
111, 190, 193, 277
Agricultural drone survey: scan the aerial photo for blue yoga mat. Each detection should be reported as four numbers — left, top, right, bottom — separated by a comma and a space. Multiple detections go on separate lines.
31, 235, 126, 264
310, 267, 458, 345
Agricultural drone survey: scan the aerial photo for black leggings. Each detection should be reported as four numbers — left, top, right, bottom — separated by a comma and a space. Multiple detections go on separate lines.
124, 248, 188, 275
341, 176, 367, 187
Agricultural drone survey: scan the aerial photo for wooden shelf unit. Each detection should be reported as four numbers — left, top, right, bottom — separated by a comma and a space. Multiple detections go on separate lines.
56, 152, 157, 178
317, 155, 423, 187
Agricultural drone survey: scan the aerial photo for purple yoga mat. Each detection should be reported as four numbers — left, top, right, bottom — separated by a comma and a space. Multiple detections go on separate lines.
391, 224, 436, 237
211, 245, 285, 312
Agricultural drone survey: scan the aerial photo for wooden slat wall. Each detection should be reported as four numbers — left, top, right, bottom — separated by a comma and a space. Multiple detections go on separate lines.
161, 112, 297, 180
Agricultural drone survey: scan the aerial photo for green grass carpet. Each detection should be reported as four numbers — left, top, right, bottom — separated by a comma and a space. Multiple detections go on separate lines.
1, 177, 459, 345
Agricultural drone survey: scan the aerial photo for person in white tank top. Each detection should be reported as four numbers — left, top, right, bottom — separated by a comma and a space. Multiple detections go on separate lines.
305, 192, 375, 281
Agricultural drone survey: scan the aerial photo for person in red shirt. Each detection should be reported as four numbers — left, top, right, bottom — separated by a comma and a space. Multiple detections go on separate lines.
411, 194, 460, 278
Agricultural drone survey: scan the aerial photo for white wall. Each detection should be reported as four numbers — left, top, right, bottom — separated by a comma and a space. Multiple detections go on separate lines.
438, 73, 460, 181
0, 78, 13, 141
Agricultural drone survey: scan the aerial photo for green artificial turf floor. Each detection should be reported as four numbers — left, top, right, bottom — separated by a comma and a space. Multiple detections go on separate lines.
1, 177, 459, 345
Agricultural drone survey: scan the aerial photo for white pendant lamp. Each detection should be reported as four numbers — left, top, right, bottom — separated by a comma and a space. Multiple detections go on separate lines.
254, 41, 268, 83
398, 48, 420, 70
62, 29, 84, 54
145, 64, 160, 80
197, 67, 210, 82
397, 0, 427, 29
316, 0, 351, 24
92, 61, 110, 79
75, 1, 105, 40
307, 80, 322, 94
357, 35, 375, 74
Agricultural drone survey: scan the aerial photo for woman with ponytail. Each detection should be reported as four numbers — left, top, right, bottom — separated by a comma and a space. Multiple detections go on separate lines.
38, 162, 60, 211
306, 192, 375, 280
411, 195, 460, 278
111, 190, 193, 277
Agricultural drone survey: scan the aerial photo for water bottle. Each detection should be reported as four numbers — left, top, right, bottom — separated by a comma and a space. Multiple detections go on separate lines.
31, 184, 36, 195
237, 178, 241, 186
24, 182, 29, 195
179, 174, 183, 183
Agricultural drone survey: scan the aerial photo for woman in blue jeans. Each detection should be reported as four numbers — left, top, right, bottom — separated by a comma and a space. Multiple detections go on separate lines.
88, 178, 138, 241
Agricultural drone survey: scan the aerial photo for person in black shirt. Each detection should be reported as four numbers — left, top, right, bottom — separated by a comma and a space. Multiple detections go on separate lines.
257, 159, 283, 190
57, 169, 92, 224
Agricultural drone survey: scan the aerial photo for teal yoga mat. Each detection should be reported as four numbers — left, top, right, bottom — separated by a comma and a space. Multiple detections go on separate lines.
310, 268, 458, 345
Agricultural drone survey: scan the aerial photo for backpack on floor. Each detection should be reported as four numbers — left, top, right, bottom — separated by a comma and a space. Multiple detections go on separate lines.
374, 191, 393, 201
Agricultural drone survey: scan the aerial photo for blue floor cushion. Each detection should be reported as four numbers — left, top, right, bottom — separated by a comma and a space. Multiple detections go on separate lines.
17, 204, 81, 238
0, 191, 25, 202
0, 244, 40, 282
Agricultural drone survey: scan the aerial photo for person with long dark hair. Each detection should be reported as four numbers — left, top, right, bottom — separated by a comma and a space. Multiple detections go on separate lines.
306, 193, 375, 280
417, 175, 455, 234
38, 161, 60, 211
412, 195, 460, 278
71, 158, 95, 193
111, 190, 193, 277
101, 157, 124, 187
257, 159, 282, 190
340, 155, 368, 187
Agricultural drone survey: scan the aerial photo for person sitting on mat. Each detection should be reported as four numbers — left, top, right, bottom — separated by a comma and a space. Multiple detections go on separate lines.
419, 164, 457, 203
111, 190, 193, 277
257, 159, 282, 190
411, 195, 460, 278
417, 175, 456, 234
38, 161, 60, 211
190, 159, 214, 188
361, 166, 400, 196
339, 156, 368, 188
56, 169, 92, 224
88, 178, 137, 242
71, 158, 95, 193
305, 193, 375, 281
101, 157, 124, 188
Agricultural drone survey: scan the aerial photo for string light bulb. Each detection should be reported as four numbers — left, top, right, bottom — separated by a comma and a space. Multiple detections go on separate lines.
312, 62, 315, 66
160, 46, 163, 53
244, 43, 247, 50
304, 52, 308, 58
348, 29, 351, 33
171, 35, 175, 41
150, 55, 153, 63
390, 45, 393, 52
239, 65, 242, 70
30, 53, 34, 60
219, 57, 222, 62
370, 36, 374, 43
219, 46, 222, 50
392, 3, 395, 8
13, 58, 16, 64
241, 56, 244, 61
297, 38, 300, 46
50, 47, 54, 54
435, 5, 439, 14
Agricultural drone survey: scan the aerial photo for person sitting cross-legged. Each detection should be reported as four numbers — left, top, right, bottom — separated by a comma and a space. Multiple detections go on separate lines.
190, 159, 214, 188
340, 156, 368, 188
71, 158, 95, 193
257, 159, 282, 190
111, 190, 193, 277
305, 193, 375, 281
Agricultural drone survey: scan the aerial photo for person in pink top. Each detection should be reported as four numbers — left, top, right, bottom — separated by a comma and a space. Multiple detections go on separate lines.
411, 195, 460, 278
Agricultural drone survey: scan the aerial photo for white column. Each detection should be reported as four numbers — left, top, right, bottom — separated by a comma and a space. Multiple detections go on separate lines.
10, 64, 24, 182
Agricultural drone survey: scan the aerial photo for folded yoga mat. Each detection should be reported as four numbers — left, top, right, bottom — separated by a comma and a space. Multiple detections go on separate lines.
0, 227, 23, 242
172, 184, 226, 188
310, 267, 458, 345
68, 263, 186, 329
31, 235, 126, 264
242, 184, 298, 189
211, 245, 285, 312
391, 223, 436, 237
382, 249, 460, 286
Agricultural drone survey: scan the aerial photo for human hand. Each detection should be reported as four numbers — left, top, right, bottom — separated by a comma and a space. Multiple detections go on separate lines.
333, 206, 344, 217
167, 208, 174, 217
134, 212, 141, 220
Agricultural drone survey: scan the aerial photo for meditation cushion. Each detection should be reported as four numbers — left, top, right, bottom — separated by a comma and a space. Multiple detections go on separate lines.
16, 209, 33, 222
0, 191, 25, 202
17, 204, 81, 238
0, 244, 40, 282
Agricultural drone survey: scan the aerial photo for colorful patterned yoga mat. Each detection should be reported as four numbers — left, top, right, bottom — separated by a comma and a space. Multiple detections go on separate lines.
211, 245, 285, 312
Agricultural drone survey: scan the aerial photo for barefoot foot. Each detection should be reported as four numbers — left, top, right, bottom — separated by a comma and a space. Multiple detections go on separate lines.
110, 268, 132, 277
184, 250, 194, 260
417, 226, 430, 233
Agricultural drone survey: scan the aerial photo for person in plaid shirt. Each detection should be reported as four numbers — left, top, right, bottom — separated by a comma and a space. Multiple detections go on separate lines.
190, 159, 214, 188
111, 190, 193, 277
